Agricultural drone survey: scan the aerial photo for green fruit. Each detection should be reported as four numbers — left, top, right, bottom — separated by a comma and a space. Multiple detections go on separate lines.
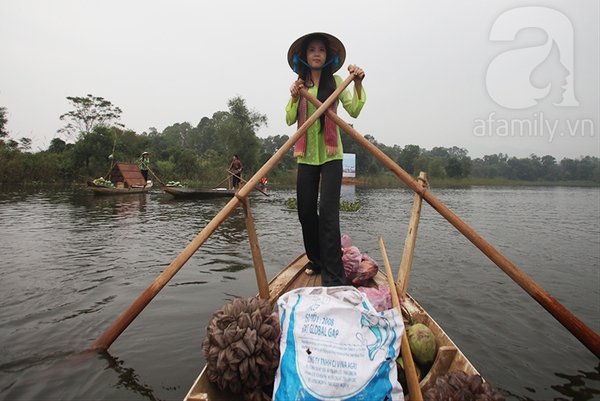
406, 323, 437, 365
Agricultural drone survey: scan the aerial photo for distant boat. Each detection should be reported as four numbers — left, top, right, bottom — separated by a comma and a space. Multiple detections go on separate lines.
159, 182, 236, 199
87, 163, 152, 195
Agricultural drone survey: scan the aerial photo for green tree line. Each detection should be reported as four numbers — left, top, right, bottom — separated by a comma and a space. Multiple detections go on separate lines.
1, 97, 598, 185
339, 132, 598, 183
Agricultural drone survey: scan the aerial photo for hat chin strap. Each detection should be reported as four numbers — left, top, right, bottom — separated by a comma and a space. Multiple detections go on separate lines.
293, 54, 339, 73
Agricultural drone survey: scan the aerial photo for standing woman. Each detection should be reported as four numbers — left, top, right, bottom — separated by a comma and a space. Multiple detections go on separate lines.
139, 152, 150, 182
286, 32, 366, 286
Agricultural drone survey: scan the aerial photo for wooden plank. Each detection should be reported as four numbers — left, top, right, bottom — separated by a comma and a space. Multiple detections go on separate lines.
419, 345, 457, 392
267, 254, 308, 303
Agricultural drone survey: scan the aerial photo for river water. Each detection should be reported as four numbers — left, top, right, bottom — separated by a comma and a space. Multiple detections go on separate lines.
0, 184, 598, 401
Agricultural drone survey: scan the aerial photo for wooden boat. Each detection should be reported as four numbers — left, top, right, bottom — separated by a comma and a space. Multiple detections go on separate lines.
159, 183, 236, 199
87, 180, 153, 195
183, 253, 479, 401
85, 71, 599, 401
87, 163, 152, 195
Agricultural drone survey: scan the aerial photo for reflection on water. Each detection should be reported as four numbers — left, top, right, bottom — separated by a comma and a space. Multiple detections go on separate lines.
503, 363, 600, 401
551, 363, 600, 401
0, 184, 598, 400
100, 352, 158, 401
340, 184, 356, 202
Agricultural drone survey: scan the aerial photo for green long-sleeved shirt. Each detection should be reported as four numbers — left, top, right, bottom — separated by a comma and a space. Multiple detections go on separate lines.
285, 75, 366, 166
140, 156, 150, 170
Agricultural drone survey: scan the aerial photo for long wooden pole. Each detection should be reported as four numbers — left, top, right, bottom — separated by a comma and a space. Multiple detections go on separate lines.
85, 73, 356, 352
239, 186, 270, 300
379, 236, 423, 401
299, 87, 600, 359
397, 172, 426, 299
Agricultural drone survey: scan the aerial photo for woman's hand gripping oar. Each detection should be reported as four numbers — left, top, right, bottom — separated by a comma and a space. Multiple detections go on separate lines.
379, 236, 423, 401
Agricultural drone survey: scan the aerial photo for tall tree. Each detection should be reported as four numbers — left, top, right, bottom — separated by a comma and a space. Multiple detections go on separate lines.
446, 157, 463, 178
261, 134, 291, 154
161, 122, 194, 149
48, 138, 68, 154
72, 126, 123, 177
575, 156, 598, 181
19, 137, 32, 151
428, 156, 447, 178
58, 94, 123, 140
460, 156, 472, 178
398, 144, 421, 175
0, 106, 8, 141
220, 96, 267, 172
540, 155, 558, 181
413, 155, 428, 175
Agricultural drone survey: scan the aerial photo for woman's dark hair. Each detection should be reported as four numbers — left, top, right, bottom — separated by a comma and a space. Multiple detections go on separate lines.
298, 34, 337, 128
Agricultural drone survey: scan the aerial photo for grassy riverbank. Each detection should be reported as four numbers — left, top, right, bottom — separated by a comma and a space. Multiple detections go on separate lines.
346, 172, 599, 188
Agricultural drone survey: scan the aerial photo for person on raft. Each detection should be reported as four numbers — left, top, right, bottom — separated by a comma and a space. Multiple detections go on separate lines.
285, 32, 366, 286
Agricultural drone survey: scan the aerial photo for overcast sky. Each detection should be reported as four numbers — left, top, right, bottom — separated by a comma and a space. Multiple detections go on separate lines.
1, 0, 598, 160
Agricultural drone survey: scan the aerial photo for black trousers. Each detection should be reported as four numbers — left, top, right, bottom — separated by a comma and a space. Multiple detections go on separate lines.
232, 174, 241, 188
141, 169, 148, 181
297, 160, 345, 286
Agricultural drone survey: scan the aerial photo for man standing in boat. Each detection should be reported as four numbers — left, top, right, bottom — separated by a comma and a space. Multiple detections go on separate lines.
139, 152, 150, 182
227, 154, 243, 189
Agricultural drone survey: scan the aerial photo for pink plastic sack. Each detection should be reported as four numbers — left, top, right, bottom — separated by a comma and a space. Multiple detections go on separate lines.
341, 236, 380, 286
341, 235, 353, 249
342, 246, 362, 276
354, 254, 379, 286
358, 285, 393, 312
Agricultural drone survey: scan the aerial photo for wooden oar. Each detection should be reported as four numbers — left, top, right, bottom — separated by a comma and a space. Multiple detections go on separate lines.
213, 173, 233, 189
228, 170, 270, 197
85, 72, 357, 353
379, 236, 423, 401
298, 87, 600, 359
140, 161, 165, 186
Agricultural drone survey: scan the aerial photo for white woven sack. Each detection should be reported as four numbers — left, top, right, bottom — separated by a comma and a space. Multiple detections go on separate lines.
273, 286, 404, 400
